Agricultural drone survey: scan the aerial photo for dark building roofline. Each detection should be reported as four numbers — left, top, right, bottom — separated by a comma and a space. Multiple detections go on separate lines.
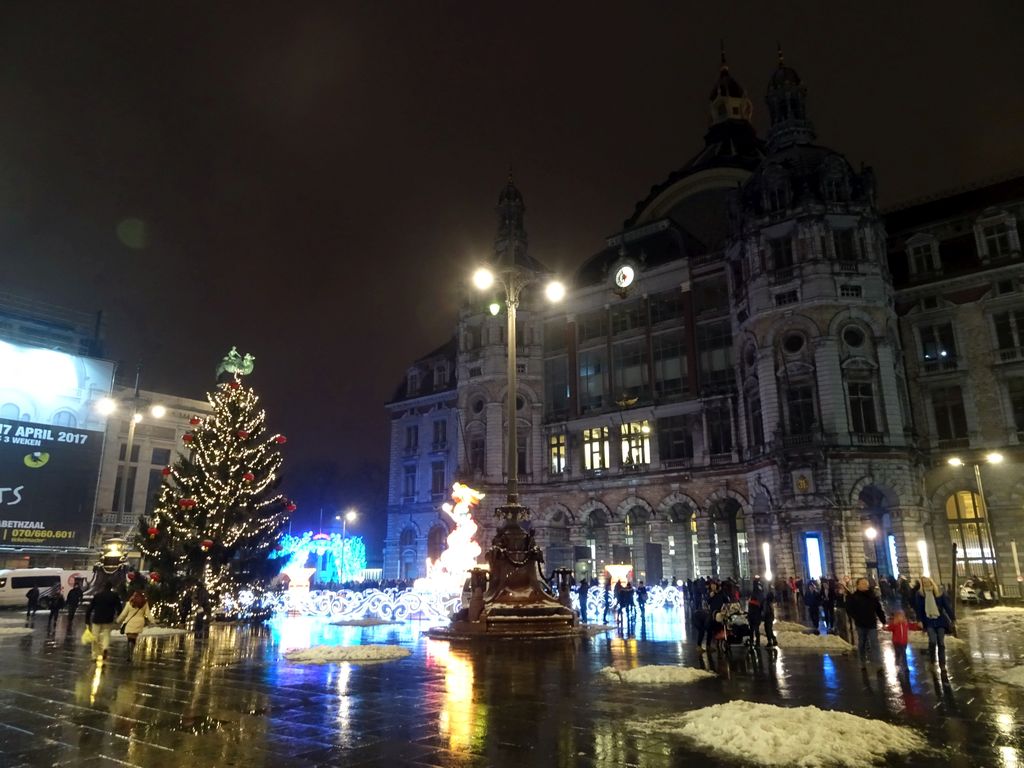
882, 172, 1024, 233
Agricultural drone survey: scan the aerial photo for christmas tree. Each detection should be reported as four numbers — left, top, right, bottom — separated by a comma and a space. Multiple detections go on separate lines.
139, 348, 292, 620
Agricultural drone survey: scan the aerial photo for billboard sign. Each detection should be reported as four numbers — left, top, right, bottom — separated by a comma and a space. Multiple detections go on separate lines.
0, 340, 114, 548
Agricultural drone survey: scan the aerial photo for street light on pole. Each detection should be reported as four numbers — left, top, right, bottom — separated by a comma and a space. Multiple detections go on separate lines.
947, 452, 1004, 597
336, 509, 358, 583
471, 264, 565, 510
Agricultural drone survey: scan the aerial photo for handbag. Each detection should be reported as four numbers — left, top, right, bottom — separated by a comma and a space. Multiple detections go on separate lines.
120, 607, 142, 635
80, 626, 94, 645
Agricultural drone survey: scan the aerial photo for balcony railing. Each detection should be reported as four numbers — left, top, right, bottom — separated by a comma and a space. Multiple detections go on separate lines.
935, 437, 970, 449
709, 452, 734, 466
838, 261, 859, 273
921, 358, 958, 373
780, 432, 816, 449
851, 432, 885, 446
998, 347, 1024, 363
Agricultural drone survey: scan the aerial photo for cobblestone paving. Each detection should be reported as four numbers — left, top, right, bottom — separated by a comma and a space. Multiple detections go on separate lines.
0, 603, 1021, 767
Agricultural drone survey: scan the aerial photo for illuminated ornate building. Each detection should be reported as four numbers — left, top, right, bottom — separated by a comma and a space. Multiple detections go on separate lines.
385, 53, 1024, 596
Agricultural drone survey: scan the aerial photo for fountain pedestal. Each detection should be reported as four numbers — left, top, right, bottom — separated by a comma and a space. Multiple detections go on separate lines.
431, 503, 580, 640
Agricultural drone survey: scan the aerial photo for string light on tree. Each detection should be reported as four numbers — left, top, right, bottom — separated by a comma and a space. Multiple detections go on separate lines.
138, 347, 291, 622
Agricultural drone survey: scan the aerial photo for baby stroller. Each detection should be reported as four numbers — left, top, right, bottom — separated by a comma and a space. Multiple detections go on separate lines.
716, 602, 753, 652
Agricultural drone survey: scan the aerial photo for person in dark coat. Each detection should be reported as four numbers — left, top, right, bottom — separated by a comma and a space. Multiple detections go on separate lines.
85, 583, 122, 661
577, 578, 589, 624
914, 576, 955, 670
804, 581, 822, 632
636, 581, 648, 620
706, 581, 731, 652
65, 583, 84, 631
846, 577, 887, 667
763, 587, 777, 647
47, 587, 66, 632
747, 576, 765, 646
25, 585, 40, 620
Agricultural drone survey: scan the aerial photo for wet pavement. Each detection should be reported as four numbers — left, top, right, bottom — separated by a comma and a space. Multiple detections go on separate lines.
0, 602, 1022, 767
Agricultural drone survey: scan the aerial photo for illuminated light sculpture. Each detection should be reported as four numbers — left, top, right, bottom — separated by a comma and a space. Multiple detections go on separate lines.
270, 530, 368, 584
263, 587, 459, 624
570, 584, 684, 617
415, 483, 485, 595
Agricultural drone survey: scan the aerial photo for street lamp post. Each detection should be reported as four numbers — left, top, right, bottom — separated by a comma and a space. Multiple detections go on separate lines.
948, 452, 1004, 597
336, 509, 358, 583
472, 265, 564, 511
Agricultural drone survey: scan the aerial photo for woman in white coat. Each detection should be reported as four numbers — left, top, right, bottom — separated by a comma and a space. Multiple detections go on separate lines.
116, 590, 153, 660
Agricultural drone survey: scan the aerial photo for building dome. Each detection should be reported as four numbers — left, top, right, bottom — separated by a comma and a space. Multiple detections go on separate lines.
710, 67, 747, 100
498, 174, 523, 206
769, 64, 802, 89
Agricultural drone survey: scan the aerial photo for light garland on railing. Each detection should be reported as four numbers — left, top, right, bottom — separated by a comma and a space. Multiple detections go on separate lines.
260, 587, 461, 623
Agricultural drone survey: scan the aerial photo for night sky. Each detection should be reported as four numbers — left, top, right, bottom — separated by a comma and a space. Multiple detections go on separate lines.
2, 3, 1022, 541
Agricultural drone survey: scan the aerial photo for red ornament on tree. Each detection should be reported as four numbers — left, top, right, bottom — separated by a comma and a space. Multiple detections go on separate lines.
126, 572, 135, 582
286, 501, 297, 512
228, 381, 240, 390
149, 571, 161, 583
237, 429, 249, 439
201, 539, 214, 551
189, 416, 201, 426
275, 435, 288, 444
161, 466, 172, 477
178, 498, 196, 509
242, 472, 255, 482
147, 526, 159, 538
182, 433, 194, 444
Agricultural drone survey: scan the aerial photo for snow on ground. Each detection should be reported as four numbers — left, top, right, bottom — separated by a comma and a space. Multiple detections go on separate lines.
771, 620, 809, 632
583, 624, 615, 636
0, 616, 26, 625
283, 644, 411, 664
635, 701, 926, 767
330, 618, 401, 627
109, 627, 187, 641
994, 666, 1024, 688
774, 630, 853, 652
962, 606, 1024, 631
600, 665, 716, 685
0, 626, 32, 638
906, 630, 966, 649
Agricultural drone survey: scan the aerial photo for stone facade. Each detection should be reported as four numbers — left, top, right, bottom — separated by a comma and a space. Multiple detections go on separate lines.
385, 55, 1024, 598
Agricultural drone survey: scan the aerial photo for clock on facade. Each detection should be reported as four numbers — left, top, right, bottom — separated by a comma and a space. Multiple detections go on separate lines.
614, 264, 635, 289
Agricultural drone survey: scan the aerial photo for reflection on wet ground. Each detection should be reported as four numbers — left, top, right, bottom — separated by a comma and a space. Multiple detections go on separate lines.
0, 603, 1021, 767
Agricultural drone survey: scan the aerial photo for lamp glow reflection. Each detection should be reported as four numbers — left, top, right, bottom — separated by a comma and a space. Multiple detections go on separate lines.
917, 539, 931, 577
762, 541, 772, 581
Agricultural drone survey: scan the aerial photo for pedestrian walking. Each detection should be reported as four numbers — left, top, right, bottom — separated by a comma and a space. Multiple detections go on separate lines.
805, 581, 822, 632
85, 582, 122, 661
763, 587, 777, 647
47, 587, 66, 633
578, 578, 589, 624
117, 590, 153, 661
914, 577, 955, 670
602, 577, 611, 624
845, 577, 887, 668
636, 581, 648, 621
25, 585, 40, 620
821, 579, 837, 632
65, 582, 84, 632
706, 581, 731, 653
883, 610, 921, 674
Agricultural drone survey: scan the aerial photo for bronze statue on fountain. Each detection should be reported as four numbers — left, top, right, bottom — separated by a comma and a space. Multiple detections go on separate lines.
436, 503, 580, 639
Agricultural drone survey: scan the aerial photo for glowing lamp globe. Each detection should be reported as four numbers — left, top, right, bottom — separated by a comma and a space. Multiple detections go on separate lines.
545, 280, 566, 303
472, 267, 495, 290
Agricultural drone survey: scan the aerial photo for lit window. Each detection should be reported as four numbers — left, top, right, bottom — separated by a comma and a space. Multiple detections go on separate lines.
548, 433, 566, 474
583, 427, 610, 471
620, 421, 651, 466
919, 323, 957, 370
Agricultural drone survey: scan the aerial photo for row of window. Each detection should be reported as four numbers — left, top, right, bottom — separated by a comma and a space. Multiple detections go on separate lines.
917, 309, 1024, 372
403, 421, 448, 453
908, 217, 1019, 276
1, 403, 82, 427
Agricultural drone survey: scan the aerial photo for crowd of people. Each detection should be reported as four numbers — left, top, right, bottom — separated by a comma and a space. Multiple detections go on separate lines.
23, 578, 156, 663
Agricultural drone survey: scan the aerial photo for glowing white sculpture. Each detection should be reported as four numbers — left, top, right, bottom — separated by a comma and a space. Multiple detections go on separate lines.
414, 482, 484, 595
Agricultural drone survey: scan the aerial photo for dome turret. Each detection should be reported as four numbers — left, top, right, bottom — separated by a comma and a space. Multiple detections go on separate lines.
766, 46, 815, 149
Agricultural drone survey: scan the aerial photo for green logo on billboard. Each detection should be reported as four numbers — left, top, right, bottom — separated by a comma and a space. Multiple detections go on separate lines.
24, 452, 50, 468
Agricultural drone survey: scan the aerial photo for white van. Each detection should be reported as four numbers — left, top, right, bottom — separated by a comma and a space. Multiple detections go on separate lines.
0, 568, 92, 608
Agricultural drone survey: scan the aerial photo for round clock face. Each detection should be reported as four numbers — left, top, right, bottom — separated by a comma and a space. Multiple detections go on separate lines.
614, 264, 635, 289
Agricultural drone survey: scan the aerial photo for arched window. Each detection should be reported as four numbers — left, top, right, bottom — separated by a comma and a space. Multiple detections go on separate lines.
399, 528, 416, 548
427, 525, 448, 562
946, 491, 995, 578
0, 403, 19, 420
52, 411, 77, 428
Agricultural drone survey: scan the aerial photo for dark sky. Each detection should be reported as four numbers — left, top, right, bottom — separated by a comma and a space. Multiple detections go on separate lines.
2, 3, 1022, 532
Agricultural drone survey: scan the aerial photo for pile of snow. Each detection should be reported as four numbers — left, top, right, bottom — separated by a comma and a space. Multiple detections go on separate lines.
962, 606, 1024, 631
109, 626, 187, 641
774, 630, 853, 652
771, 620, 810, 632
906, 630, 966, 649
0, 626, 32, 638
995, 666, 1024, 688
330, 618, 400, 627
284, 644, 411, 664
636, 701, 925, 767
601, 665, 715, 685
